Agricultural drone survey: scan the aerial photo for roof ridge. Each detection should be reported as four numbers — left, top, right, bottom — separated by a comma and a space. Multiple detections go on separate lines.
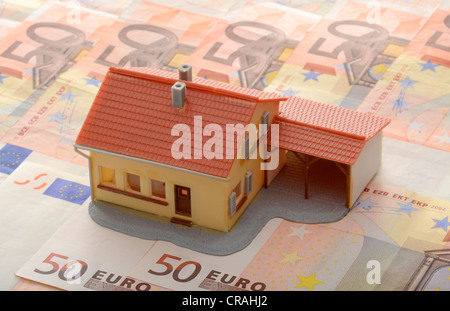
109, 66, 287, 103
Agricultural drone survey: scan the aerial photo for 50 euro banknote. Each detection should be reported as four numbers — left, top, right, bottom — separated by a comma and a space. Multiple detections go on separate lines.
0, 72, 99, 165
0, 142, 90, 290
71, 1, 220, 81
14, 204, 282, 292
185, 1, 322, 90
15, 179, 450, 291
0, 2, 221, 165
0, 1, 117, 90
357, 8, 450, 152
264, 0, 430, 108
0, 2, 117, 139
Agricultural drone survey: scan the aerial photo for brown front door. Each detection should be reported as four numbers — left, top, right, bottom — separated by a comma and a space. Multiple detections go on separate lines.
175, 185, 191, 217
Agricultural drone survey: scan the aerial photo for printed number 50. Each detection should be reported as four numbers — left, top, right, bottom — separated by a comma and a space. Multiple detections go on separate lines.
34, 252, 88, 282
148, 253, 202, 283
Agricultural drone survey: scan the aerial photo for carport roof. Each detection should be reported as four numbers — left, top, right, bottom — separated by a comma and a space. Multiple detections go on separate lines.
274, 96, 391, 165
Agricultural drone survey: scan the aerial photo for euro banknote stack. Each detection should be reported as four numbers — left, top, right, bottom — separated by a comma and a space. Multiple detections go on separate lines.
0, 0, 449, 292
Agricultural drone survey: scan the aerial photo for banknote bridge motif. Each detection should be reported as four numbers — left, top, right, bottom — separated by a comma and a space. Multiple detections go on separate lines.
405, 249, 450, 291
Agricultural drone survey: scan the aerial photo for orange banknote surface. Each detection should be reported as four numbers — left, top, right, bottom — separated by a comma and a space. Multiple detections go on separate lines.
358, 8, 450, 152
0, 2, 116, 89
15, 181, 450, 291
186, 2, 321, 90
0, 2, 116, 136
1, 75, 99, 165
0, 2, 222, 165
0, 2, 117, 163
264, 0, 431, 107
73, 1, 220, 81
0, 18, 17, 38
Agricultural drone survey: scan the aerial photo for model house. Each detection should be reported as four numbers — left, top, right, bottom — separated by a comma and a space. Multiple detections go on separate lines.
74, 64, 390, 232
74, 64, 287, 232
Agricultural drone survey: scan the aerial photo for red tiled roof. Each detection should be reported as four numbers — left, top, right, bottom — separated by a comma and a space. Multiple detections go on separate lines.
274, 96, 391, 165
116, 67, 286, 102
76, 66, 390, 177
75, 67, 285, 178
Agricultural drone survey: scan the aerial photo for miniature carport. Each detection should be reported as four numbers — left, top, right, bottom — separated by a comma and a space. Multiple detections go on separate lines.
266, 96, 391, 209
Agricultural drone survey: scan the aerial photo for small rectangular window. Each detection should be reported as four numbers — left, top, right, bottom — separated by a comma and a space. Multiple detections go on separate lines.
126, 172, 141, 192
151, 179, 166, 199
100, 166, 115, 185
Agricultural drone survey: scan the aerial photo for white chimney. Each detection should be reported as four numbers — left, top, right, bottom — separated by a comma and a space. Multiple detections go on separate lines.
178, 64, 192, 81
172, 64, 192, 108
171, 82, 186, 108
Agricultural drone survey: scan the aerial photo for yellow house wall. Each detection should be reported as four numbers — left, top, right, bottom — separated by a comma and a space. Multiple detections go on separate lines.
90, 151, 230, 232
227, 100, 280, 229
89, 100, 280, 232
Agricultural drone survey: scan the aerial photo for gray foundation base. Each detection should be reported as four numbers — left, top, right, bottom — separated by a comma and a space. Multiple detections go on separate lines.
88, 152, 352, 255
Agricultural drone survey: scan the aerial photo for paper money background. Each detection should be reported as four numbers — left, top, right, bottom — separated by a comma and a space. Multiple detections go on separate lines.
0, 0, 449, 292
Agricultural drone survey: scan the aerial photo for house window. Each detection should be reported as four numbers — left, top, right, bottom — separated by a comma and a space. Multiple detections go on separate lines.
125, 173, 141, 192
151, 179, 166, 199
100, 166, 115, 186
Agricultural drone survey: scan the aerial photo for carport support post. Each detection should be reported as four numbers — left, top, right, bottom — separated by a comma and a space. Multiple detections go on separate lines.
293, 152, 318, 200
293, 152, 310, 199
304, 154, 310, 199
346, 165, 353, 208
335, 162, 353, 208
303, 155, 319, 199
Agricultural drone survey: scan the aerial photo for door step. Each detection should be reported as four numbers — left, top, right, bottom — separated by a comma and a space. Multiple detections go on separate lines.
170, 217, 193, 227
